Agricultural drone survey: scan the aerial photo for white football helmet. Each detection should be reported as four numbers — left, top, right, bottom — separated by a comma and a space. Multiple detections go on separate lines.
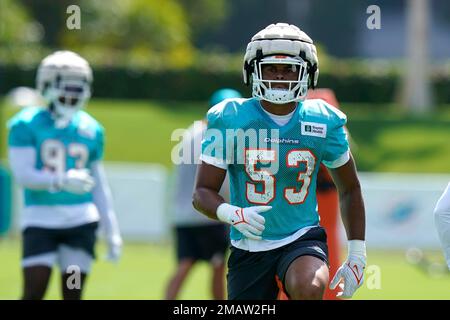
36, 51, 93, 127
243, 23, 319, 104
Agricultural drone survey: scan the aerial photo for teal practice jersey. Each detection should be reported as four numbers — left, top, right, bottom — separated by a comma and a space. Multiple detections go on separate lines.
8, 107, 104, 206
201, 98, 349, 241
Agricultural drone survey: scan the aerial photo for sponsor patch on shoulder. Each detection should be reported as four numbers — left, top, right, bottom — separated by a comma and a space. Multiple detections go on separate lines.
301, 121, 327, 138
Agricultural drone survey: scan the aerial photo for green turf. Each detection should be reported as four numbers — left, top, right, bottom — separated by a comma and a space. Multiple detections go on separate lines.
0, 238, 215, 300
1, 238, 449, 300
1, 99, 450, 173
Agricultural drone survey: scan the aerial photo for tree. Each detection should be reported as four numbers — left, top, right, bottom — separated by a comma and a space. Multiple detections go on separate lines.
177, 0, 229, 47
0, 0, 42, 47
60, 0, 194, 68
19, 0, 72, 47
0, 0, 46, 65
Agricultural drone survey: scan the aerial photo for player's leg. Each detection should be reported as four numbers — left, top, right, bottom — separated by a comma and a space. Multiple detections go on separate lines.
277, 226, 330, 300
165, 258, 196, 299
284, 256, 329, 300
22, 266, 53, 300
211, 258, 226, 300
195, 224, 228, 300
434, 182, 450, 269
58, 222, 98, 300
165, 226, 198, 299
61, 270, 87, 300
59, 245, 92, 300
21, 227, 58, 300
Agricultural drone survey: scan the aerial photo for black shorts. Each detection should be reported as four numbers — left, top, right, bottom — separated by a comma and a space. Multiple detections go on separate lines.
22, 222, 99, 259
175, 224, 229, 262
227, 226, 329, 300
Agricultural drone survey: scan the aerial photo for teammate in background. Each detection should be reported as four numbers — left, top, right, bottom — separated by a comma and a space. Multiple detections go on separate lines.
193, 23, 366, 300
434, 182, 450, 270
7, 51, 122, 300
165, 88, 243, 300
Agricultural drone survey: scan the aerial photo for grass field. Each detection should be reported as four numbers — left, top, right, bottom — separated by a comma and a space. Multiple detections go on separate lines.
1, 238, 449, 300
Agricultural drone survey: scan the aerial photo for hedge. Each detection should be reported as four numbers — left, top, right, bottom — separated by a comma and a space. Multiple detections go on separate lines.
1, 65, 449, 104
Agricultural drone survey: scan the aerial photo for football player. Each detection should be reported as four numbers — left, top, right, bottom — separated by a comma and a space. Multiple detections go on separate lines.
7, 51, 122, 300
193, 23, 366, 300
434, 182, 450, 270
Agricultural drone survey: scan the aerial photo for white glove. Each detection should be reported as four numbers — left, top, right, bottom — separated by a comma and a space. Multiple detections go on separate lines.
216, 203, 271, 240
105, 235, 122, 263
329, 240, 367, 299
57, 169, 96, 194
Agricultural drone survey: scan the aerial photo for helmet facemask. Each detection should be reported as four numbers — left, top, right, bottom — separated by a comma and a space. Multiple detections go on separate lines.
37, 51, 93, 128
243, 23, 319, 103
44, 75, 91, 128
252, 55, 309, 104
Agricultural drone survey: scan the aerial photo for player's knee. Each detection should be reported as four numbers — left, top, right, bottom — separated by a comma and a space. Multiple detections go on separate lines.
287, 280, 325, 300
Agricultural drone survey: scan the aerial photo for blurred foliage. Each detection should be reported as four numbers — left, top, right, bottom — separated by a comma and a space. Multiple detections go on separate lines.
1, 0, 226, 70
0, 0, 46, 68
177, 0, 229, 45
61, 0, 194, 69
0, 0, 40, 46
19, 0, 73, 46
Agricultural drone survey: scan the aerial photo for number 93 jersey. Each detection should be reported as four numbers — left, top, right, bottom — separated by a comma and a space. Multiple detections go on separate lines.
201, 98, 349, 241
7, 107, 104, 206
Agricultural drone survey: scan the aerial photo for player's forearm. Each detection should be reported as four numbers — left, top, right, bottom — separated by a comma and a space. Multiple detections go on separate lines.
434, 209, 450, 269
91, 161, 121, 241
434, 183, 450, 268
192, 187, 225, 220
14, 170, 58, 191
338, 184, 366, 240
9, 147, 58, 191
17, 171, 58, 190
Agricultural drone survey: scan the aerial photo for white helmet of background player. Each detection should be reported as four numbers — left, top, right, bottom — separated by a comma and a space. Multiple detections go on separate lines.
36, 50, 93, 127
243, 23, 319, 104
